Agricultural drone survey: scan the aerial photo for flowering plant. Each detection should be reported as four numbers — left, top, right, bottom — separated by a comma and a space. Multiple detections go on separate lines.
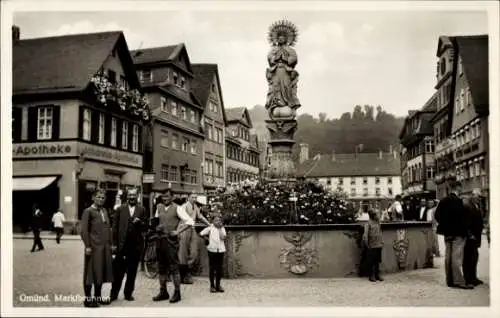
206, 180, 357, 225
90, 70, 151, 122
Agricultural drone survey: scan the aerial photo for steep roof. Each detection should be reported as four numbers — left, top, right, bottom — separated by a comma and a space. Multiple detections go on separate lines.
13, 31, 138, 95
131, 43, 193, 75
191, 63, 228, 123
455, 35, 489, 113
296, 152, 401, 178
225, 107, 252, 127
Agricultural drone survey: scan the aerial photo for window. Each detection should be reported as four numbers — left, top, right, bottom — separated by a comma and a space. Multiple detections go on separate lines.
38, 106, 53, 140
160, 130, 169, 148
375, 177, 380, 185
217, 161, 223, 177
98, 113, 105, 144
169, 166, 177, 181
180, 76, 186, 89
465, 127, 471, 143
120, 75, 128, 90
132, 124, 139, 152
350, 188, 356, 197
140, 69, 153, 82
440, 58, 446, 75
388, 188, 393, 196
171, 101, 178, 116
469, 163, 475, 178
161, 165, 169, 181
172, 134, 179, 149
363, 177, 368, 185
375, 188, 381, 197
475, 162, 481, 177
107, 69, 116, 83
425, 139, 434, 153
475, 122, 481, 138
190, 110, 196, 124
161, 97, 168, 112
426, 166, 435, 179
82, 109, 91, 141
182, 137, 190, 152
207, 124, 213, 140
455, 97, 460, 115
191, 140, 197, 154
466, 88, 472, 107
122, 121, 128, 149
173, 72, 179, 86
211, 83, 216, 93
218, 128, 224, 143
350, 178, 356, 185
111, 118, 117, 147
181, 107, 187, 120
460, 89, 465, 111
338, 178, 344, 185
363, 188, 369, 197
388, 177, 393, 185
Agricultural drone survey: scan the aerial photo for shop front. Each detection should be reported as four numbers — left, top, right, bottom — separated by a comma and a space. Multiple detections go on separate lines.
13, 140, 143, 233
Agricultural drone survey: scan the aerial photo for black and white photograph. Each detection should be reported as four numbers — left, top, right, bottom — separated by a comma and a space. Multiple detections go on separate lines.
1, 0, 499, 317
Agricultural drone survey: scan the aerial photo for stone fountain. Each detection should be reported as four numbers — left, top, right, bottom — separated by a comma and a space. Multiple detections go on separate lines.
265, 20, 301, 181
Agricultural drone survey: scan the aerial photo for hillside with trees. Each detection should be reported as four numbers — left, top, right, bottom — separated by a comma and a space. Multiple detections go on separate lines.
247, 104, 405, 161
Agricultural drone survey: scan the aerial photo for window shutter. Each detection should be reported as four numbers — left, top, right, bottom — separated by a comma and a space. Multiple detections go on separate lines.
116, 118, 122, 148
27, 107, 38, 141
104, 114, 112, 146
128, 121, 133, 151
78, 106, 84, 139
91, 110, 100, 143
51, 105, 61, 140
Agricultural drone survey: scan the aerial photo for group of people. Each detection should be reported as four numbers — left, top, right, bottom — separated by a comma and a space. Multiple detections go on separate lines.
79, 187, 227, 308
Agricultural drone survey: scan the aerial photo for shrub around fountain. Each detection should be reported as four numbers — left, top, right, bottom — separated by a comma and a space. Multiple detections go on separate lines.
207, 180, 358, 225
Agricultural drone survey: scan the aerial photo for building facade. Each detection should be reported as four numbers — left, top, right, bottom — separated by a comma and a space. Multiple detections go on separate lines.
449, 36, 489, 197
191, 64, 227, 193
131, 44, 205, 211
431, 36, 457, 199
12, 30, 148, 233
297, 144, 402, 212
225, 107, 260, 184
399, 94, 438, 200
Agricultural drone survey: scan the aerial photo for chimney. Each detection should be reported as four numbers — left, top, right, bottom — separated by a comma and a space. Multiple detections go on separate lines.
12, 25, 20, 43
299, 143, 309, 163
331, 149, 336, 161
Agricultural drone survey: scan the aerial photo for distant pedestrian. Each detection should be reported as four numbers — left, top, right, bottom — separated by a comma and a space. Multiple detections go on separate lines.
362, 209, 384, 282
200, 213, 227, 293
429, 200, 440, 257
423, 199, 437, 268
30, 204, 44, 252
462, 189, 484, 286
51, 209, 65, 244
434, 182, 473, 289
80, 188, 113, 307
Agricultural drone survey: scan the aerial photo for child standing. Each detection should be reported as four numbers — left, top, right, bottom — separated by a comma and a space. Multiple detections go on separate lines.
200, 214, 226, 293
362, 209, 384, 282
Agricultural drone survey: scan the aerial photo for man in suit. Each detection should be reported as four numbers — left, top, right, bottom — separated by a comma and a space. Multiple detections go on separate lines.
463, 188, 484, 286
110, 188, 147, 302
434, 182, 473, 289
178, 193, 210, 284
417, 198, 428, 221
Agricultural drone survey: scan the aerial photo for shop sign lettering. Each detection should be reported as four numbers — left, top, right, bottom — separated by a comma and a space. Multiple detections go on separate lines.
13, 143, 72, 157
81, 145, 141, 167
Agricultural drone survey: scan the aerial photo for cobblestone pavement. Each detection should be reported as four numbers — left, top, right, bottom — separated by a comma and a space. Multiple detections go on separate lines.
12, 236, 489, 307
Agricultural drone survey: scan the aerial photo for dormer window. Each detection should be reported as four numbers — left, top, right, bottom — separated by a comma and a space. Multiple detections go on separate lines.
173, 72, 179, 86
107, 69, 116, 83
180, 76, 186, 89
140, 69, 153, 82
211, 83, 216, 93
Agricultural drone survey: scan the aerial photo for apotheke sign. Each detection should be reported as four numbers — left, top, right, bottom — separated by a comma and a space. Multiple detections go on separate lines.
80, 144, 142, 168
13, 141, 78, 158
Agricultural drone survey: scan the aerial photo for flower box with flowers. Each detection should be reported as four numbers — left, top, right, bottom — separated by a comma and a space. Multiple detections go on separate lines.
90, 71, 151, 122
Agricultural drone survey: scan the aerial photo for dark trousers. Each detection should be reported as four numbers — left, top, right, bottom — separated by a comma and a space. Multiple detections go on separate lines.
208, 251, 224, 288
111, 249, 141, 298
366, 247, 382, 279
55, 228, 64, 244
31, 230, 44, 251
444, 236, 466, 286
463, 238, 479, 284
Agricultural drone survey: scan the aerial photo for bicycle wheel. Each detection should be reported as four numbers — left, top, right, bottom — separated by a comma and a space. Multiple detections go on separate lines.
143, 243, 158, 279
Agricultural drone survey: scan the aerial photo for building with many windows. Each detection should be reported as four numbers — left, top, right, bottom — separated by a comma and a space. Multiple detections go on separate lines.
12, 29, 147, 232
449, 35, 489, 197
225, 107, 260, 183
191, 64, 228, 193
399, 93, 437, 199
297, 144, 402, 212
131, 44, 205, 207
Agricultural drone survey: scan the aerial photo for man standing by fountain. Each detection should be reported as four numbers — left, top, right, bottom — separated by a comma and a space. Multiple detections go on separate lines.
178, 192, 211, 284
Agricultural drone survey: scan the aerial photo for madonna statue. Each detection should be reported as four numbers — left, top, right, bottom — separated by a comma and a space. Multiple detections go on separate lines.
265, 20, 301, 120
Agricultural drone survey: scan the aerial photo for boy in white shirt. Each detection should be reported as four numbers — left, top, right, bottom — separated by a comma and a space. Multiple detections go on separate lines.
52, 209, 65, 244
200, 214, 226, 293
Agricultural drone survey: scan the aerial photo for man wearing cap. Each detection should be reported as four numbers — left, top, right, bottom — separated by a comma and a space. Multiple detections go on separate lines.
178, 193, 211, 284
153, 189, 195, 303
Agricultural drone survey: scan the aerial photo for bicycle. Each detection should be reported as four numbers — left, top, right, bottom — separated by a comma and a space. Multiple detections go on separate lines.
143, 229, 159, 279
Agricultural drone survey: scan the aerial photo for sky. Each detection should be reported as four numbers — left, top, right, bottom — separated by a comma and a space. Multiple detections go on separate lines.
12, 6, 489, 119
